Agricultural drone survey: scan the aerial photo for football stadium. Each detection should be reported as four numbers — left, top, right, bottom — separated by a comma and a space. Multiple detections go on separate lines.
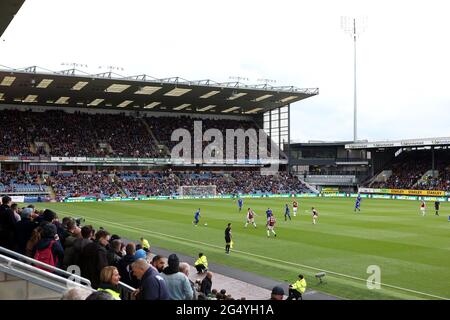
0, 1, 449, 303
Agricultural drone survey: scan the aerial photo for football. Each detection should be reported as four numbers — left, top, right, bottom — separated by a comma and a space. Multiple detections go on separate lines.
204, 223, 208, 226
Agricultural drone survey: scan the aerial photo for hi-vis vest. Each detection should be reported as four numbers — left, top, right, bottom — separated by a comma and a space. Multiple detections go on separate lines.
194, 256, 208, 269
97, 288, 121, 300
291, 278, 307, 294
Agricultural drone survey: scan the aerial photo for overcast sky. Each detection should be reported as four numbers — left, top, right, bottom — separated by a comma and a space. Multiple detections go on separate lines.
0, 0, 449, 142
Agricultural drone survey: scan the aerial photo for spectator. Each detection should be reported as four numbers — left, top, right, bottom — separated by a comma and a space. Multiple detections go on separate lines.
200, 271, 213, 296
179, 262, 197, 300
97, 266, 121, 300
0, 196, 17, 250
10, 203, 21, 222
61, 287, 93, 300
151, 255, 166, 273
160, 254, 193, 300
67, 225, 93, 268
85, 291, 115, 300
80, 229, 110, 289
15, 207, 38, 255
117, 242, 138, 287
33, 223, 64, 269
107, 239, 123, 267
131, 258, 170, 300
270, 286, 284, 300
26, 226, 42, 257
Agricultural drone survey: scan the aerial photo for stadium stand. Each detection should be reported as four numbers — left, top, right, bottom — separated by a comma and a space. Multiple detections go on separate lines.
370, 149, 450, 191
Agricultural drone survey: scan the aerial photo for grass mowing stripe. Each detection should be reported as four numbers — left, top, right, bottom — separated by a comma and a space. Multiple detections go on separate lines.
58, 209, 448, 300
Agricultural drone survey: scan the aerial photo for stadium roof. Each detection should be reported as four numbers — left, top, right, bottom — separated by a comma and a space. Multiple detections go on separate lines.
0, 66, 318, 115
345, 137, 450, 149
0, 0, 24, 37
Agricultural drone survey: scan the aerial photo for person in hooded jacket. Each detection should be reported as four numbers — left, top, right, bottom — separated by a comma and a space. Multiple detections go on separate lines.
160, 253, 193, 300
33, 223, 64, 269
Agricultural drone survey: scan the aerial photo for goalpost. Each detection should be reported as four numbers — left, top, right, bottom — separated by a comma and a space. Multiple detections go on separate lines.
179, 185, 217, 197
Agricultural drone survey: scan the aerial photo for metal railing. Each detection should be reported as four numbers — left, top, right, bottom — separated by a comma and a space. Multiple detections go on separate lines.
0, 246, 91, 286
0, 253, 95, 296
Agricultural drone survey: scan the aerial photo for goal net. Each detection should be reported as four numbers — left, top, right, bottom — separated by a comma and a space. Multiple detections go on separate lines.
179, 185, 217, 197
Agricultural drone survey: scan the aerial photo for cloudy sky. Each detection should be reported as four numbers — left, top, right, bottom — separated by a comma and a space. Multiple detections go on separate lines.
0, 0, 449, 142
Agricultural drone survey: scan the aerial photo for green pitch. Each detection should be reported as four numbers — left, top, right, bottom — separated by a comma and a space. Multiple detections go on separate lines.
41, 197, 449, 300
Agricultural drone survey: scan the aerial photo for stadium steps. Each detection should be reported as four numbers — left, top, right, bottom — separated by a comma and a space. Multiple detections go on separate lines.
297, 176, 319, 193
413, 169, 438, 189
0, 246, 93, 300
0, 246, 135, 300
140, 118, 170, 157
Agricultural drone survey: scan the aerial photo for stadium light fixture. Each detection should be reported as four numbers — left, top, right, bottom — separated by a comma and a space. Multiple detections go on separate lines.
36, 79, 53, 88
222, 106, 240, 113
88, 98, 104, 106
227, 92, 247, 100
135, 86, 162, 95
164, 88, 192, 97
197, 105, 216, 112
254, 94, 273, 102
341, 16, 367, 142
116, 100, 133, 108
71, 81, 89, 91
23, 95, 38, 103
55, 96, 70, 104
244, 107, 264, 114
173, 103, 191, 111
143, 102, 161, 109
200, 90, 220, 99
105, 84, 131, 93
280, 95, 297, 103
0, 76, 15, 86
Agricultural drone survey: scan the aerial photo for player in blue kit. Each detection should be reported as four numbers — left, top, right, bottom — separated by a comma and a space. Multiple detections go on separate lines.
237, 198, 243, 212
354, 194, 361, 212
284, 204, 291, 221
266, 208, 273, 219
193, 208, 201, 226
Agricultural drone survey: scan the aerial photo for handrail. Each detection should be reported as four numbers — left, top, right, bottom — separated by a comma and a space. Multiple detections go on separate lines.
0, 246, 91, 287
0, 253, 95, 294
117, 281, 137, 300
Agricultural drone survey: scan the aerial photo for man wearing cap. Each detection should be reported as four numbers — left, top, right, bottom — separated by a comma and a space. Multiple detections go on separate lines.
287, 274, 307, 300
15, 207, 39, 255
270, 286, 285, 300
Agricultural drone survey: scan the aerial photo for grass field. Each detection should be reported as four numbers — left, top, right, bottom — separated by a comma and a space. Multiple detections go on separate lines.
41, 197, 450, 300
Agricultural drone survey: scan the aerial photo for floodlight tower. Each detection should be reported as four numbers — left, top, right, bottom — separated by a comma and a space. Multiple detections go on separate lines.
341, 17, 367, 142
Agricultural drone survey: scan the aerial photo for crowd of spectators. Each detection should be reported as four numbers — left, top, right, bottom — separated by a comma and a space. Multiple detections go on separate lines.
48, 171, 123, 199
370, 150, 450, 191
0, 195, 246, 300
0, 110, 283, 160
0, 169, 309, 199
0, 171, 48, 193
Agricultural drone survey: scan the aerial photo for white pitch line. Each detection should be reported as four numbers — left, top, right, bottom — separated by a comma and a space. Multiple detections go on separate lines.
56, 209, 449, 300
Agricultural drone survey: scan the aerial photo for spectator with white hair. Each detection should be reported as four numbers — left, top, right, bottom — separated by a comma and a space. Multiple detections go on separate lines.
61, 287, 93, 300
179, 262, 197, 300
